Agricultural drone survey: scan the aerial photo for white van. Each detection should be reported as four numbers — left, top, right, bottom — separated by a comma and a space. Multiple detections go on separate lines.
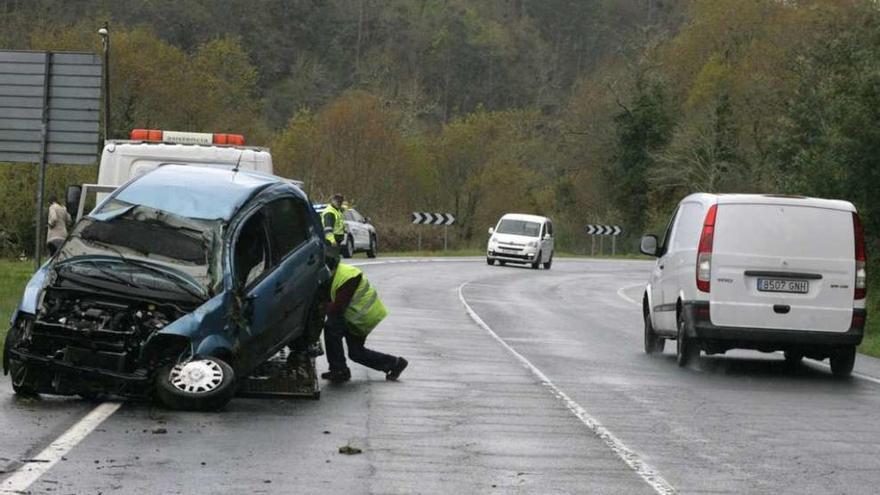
487, 213, 554, 269
639, 193, 866, 377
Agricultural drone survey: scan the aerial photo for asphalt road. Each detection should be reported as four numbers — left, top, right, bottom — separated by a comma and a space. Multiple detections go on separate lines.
3, 257, 880, 494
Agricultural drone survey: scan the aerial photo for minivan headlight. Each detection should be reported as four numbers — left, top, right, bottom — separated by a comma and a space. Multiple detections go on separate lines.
527, 240, 538, 248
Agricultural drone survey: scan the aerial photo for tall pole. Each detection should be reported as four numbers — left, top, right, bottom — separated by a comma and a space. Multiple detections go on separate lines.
99, 22, 110, 141
34, 52, 52, 270
444, 224, 448, 251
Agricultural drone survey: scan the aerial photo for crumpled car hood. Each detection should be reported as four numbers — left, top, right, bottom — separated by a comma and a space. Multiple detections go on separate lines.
56, 206, 223, 295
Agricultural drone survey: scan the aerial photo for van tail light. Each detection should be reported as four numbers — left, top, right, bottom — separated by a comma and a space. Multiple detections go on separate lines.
853, 212, 867, 300
696, 204, 718, 293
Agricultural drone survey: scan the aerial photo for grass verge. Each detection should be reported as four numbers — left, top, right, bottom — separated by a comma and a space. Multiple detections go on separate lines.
859, 288, 880, 358
0, 259, 34, 357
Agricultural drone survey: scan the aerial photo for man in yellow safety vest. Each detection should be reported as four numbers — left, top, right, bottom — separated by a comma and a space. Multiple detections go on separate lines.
322, 193, 347, 246
320, 253, 408, 382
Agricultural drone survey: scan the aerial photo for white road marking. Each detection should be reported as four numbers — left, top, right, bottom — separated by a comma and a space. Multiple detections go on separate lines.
807, 360, 880, 385
458, 281, 676, 495
1, 402, 122, 494
617, 283, 644, 307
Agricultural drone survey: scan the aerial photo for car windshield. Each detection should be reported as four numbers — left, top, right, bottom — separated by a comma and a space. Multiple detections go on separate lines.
56, 205, 221, 294
497, 219, 541, 237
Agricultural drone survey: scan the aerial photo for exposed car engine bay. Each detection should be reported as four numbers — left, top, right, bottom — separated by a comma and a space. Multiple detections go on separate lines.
5, 288, 192, 396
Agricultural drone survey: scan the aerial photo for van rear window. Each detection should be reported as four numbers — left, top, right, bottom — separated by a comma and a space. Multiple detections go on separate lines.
714, 204, 853, 259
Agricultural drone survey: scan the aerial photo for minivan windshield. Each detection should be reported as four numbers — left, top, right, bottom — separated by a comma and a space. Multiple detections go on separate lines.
497, 219, 541, 237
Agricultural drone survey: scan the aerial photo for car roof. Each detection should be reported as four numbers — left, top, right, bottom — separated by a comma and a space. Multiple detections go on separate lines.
111, 163, 293, 220
499, 213, 549, 223
681, 193, 855, 212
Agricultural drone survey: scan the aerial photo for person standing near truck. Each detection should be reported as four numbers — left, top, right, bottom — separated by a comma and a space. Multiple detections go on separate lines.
320, 253, 408, 382
46, 194, 71, 256
322, 193, 347, 245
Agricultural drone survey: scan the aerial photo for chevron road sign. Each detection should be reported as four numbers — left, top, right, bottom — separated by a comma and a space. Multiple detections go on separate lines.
411, 212, 456, 225
586, 224, 622, 236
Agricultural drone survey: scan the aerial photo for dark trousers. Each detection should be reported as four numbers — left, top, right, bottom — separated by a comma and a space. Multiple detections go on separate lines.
324, 316, 397, 373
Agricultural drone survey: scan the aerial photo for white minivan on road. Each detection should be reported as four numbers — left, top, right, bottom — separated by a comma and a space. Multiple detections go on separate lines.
487, 213, 554, 269
639, 193, 867, 377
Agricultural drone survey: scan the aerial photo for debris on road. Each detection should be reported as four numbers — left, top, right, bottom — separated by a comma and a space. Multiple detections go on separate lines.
152, 428, 167, 434
338, 445, 363, 455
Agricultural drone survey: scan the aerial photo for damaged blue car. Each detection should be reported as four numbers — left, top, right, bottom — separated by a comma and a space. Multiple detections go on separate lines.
3, 164, 329, 410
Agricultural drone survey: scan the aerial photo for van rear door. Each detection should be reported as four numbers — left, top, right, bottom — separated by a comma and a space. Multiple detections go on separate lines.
710, 202, 854, 332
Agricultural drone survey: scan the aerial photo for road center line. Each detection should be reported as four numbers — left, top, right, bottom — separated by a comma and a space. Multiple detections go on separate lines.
1, 402, 122, 494
458, 281, 676, 495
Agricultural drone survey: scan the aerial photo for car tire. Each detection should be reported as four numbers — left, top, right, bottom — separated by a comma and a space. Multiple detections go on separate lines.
644, 311, 664, 355
5, 319, 37, 396
155, 357, 235, 411
676, 311, 698, 367
342, 236, 354, 259
531, 252, 542, 269
543, 255, 553, 270
830, 346, 856, 378
487, 258, 495, 265
367, 235, 377, 258
498, 260, 506, 266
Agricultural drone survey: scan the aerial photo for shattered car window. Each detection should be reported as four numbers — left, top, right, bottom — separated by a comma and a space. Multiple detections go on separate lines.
56, 206, 221, 295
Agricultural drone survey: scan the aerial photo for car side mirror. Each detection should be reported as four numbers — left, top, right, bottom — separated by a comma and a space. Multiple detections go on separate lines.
543, 234, 551, 240
65, 185, 82, 219
363, 217, 370, 224
640, 235, 659, 257
488, 227, 494, 235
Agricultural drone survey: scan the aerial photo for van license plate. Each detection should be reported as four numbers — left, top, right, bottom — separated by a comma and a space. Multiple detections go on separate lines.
757, 278, 809, 294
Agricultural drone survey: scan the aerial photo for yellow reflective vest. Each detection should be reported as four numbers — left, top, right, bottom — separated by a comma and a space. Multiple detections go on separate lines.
322, 205, 345, 244
330, 263, 387, 336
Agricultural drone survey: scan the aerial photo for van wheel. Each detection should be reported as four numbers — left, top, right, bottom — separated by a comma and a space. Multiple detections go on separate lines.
676, 312, 699, 367
366, 236, 377, 258
498, 261, 506, 266
830, 346, 856, 378
644, 312, 664, 355
543, 255, 552, 270
156, 357, 235, 411
487, 258, 495, 265
531, 252, 542, 269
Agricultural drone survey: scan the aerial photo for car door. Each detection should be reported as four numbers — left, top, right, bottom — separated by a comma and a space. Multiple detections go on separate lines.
264, 195, 323, 349
651, 206, 679, 332
230, 206, 280, 371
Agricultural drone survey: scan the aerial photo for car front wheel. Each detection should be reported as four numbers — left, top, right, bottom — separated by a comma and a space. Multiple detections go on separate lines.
342, 236, 354, 258
487, 258, 495, 265
543, 255, 553, 270
531, 252, 542, 269
156, 357, 235, 411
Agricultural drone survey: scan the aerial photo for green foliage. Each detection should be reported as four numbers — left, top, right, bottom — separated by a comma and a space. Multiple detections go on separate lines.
3, 1, 880, 257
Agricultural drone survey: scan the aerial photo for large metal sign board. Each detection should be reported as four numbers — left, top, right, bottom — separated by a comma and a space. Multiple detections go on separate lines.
0, 50, 101, 165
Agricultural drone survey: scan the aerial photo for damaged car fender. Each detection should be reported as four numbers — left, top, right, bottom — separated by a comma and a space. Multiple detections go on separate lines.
141, 292, 235, 364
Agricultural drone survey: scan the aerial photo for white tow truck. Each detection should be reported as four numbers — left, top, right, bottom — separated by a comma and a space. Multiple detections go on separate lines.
67, 128, 278, 221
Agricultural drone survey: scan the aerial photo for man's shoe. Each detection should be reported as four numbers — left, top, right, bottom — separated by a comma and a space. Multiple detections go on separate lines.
386, 357, 408, 381
321, 369, 351, 382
